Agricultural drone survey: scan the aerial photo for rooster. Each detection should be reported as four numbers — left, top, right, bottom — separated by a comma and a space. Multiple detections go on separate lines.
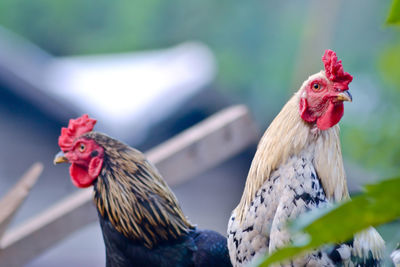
227, 50, 385, 266
54, 115, 231, 267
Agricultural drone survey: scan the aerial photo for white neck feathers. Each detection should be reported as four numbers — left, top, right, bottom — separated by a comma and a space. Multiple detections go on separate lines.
235, 92, 349, 222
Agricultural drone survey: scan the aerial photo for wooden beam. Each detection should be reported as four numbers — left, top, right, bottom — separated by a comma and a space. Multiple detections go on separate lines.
0, 189, 95, 267
0, 163, 43, 240
148, 105, 259, 185
0, 105, 258, 266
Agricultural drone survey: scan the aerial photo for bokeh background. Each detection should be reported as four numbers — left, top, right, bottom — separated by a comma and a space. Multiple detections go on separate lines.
0, 0, 399, 266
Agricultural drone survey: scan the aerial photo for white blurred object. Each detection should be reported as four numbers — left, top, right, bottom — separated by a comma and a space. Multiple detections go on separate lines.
392, 248, 400, 267
44, 42, 216, 143
0, 26, 216, 143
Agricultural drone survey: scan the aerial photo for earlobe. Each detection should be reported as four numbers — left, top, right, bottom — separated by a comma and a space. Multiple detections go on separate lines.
299, 98, 317, 123
88, 157, 103, 179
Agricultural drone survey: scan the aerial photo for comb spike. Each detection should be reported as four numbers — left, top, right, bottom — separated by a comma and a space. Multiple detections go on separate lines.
322, 49, 353, 90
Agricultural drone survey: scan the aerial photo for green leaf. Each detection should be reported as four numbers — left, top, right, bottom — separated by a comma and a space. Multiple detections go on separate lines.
387, 0, 400, 25
258, 177, 400, 267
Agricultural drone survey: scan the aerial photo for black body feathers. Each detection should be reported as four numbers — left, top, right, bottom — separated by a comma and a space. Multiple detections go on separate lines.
100, 217, 231, 267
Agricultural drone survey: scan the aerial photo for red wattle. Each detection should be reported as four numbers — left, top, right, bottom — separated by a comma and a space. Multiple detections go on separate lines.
70, 163, 97, 188
316, 101, 344, 130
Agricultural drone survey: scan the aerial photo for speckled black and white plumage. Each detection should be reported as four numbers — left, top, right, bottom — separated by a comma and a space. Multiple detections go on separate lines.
228, 145, 335, 266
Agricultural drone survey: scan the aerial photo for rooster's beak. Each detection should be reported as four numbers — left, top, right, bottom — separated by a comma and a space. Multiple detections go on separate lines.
54, 151, 69, 165
337, 91, 352, 102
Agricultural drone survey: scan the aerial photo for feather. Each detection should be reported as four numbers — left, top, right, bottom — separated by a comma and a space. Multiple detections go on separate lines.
392, 247, 400, 267
352, 227, 385, 262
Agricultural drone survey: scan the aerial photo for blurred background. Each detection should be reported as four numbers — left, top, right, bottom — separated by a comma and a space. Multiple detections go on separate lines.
0, 0, 399, 266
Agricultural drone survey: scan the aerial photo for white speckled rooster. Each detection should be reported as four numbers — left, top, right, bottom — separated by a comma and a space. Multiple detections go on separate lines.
228, 50, 385, 266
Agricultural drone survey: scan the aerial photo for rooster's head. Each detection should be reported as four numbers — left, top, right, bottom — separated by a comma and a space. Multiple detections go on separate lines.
54, 114, 104, 188
299, 49, 353, 130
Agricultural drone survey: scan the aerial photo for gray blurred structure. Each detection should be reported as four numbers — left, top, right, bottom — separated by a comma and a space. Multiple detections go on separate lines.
0, 26, 216, 143
44, 42, 216, 143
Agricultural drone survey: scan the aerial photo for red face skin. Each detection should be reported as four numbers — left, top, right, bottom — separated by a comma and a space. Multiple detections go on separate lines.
64, 138, 104, 188
299, 77, 350, 130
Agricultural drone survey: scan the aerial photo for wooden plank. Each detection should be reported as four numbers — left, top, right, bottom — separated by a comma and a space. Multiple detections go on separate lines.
0, 189, 95, 267
0, 105, 259, 266
0, 163, 43, 240
148, 105, 259, 185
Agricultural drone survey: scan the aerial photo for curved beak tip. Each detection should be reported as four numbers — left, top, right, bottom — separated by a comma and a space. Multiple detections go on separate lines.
337, 91, 352, 102
54, 151, 68, 165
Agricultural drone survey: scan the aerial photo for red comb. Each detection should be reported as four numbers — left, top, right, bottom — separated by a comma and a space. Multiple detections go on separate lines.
322, 49, 353, 90
58, 114, 97, 152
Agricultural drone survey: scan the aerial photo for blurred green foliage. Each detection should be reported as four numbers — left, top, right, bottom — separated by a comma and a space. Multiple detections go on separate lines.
379, 44, 400, 88
387, 0, 400, 24
258, 177, 400, 266
0, 0, 399, 177
340, 41, 400, 177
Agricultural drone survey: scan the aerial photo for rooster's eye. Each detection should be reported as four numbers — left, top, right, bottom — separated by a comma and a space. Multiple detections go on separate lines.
312, 83, 321, 90
79, 144, 86, 152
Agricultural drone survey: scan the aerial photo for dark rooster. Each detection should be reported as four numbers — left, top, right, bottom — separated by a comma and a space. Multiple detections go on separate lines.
54, 115, 231, 267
